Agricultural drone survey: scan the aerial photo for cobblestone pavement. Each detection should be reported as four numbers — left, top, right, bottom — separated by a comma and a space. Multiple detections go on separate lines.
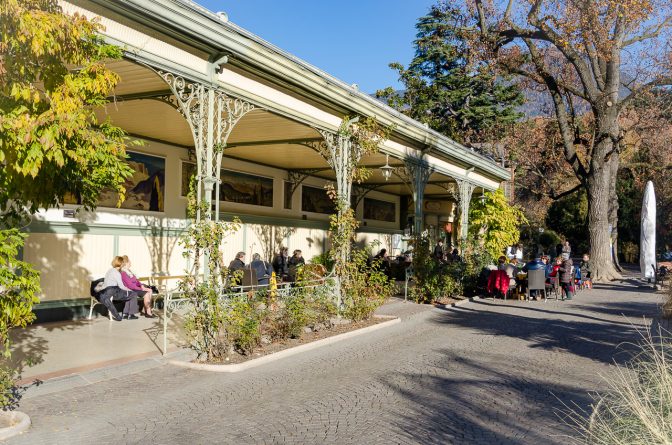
9, 280, 665, 444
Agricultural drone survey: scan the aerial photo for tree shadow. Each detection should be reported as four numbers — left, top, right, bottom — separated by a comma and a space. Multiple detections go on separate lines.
432, 301, 649, 366
251, 224, 297, 261
380, 350, 593, 444
131, 215, 184, 276
8, 319, 89, 381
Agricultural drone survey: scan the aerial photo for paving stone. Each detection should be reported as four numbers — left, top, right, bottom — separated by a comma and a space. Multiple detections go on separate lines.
6, 281, 665, 444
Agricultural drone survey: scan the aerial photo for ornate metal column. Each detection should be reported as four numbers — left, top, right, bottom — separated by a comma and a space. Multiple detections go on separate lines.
456, 179, 476, 242
157, 71, 254, 280
398, 158, 432, 235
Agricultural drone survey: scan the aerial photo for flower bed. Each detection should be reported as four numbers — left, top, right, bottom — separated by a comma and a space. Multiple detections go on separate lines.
171, 315, 399, 372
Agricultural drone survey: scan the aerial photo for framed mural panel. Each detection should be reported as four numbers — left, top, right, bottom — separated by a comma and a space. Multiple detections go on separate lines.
363, 197, 395, 222
180, 161, 273, 207
65, 151, 166, 212
301, 185, 334, 214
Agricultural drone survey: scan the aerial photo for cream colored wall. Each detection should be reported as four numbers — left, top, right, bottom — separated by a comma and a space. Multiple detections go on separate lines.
28, 138, 403, 302
24, 233, 115, 301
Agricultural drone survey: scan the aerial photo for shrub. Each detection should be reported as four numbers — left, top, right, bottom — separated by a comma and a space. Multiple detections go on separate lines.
310, 252, 335, 272
564, 329, 672, 444
340, 247, 394, 322
539, 230, 562, 255
225, 294, 265, 355
411, 233, 464, 303
0, 230, 40, 409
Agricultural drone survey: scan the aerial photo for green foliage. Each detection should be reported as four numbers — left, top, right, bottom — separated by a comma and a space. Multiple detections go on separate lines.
458, 237, 494, 296
0, 0, 134, 225
469, 189, 528, 258
180, 219, 241, 360
328, 200, 394, 321
0, 230, 40, 408
340, 248, 394, 322
309, 252, 335, 273
225, 295, 265, 356
546, 189, 589, 254
538, 230, 562, 254
375, 2, 523, 143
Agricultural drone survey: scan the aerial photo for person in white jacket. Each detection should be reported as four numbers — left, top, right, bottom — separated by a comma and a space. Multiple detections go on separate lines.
102, 256, 141, 319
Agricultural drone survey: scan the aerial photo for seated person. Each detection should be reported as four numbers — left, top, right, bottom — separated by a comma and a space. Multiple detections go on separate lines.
287, 249, 305, 282
250, 253, 273, 286
499, 257, 517, 288
121, 255, 156, 318
272, 247, 289, 281
102, 256, 142, 320
229, 252, 246, 272
373, 248, 392, 278
522, 254, 545, 272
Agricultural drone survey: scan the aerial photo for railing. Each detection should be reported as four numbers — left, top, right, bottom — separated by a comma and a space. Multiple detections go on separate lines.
161, 273, 339, 355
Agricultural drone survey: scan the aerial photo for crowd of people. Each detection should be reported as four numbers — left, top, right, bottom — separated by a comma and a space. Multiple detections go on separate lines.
227, 248, 306, 285
488, 240, 592, 301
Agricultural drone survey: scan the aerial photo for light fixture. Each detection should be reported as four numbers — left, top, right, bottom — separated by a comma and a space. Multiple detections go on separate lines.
480, 189, 486, 203
380, 154, 394, 181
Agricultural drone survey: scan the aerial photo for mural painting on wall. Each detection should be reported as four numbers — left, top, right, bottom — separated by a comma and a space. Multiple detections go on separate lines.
301, 185, 335, 214
363, 197, 395, 222
181, 162, 273, 207
64, 151, 165, 212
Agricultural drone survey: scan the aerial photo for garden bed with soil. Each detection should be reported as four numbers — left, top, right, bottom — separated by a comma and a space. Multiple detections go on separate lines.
170, 315, 399, 373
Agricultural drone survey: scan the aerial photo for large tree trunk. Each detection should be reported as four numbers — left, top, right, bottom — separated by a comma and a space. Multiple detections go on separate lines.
608, 154, 623, 273
587, 116, 622, 282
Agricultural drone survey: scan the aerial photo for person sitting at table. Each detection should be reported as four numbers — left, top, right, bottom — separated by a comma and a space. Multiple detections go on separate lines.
373, 248, 391, 278
229, 252, 246, 272
102, 256, 141, 320
287, 249, 305, 282
120, 255, 156, 318
250, 253, 273, 286
272, 247, 289, 281
522, 254, 545, 300
433, 240, 445, 262
450, 248, 461, 262
523, 254, 544, 272
499, 257, 517, 288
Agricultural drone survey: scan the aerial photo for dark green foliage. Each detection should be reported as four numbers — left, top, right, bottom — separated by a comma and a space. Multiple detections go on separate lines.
375, 1, 523, 143
546, 189, 589, 254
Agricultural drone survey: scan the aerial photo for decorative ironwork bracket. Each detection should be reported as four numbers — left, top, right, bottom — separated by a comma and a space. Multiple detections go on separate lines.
455, 178, 476, 240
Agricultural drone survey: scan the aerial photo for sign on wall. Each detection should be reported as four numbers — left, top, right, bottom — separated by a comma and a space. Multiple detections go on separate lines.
181, 161, 273, 207
64, 151, 166, 212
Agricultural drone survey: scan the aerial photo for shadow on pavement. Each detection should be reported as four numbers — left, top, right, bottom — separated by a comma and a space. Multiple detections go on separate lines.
382, 350, 591, 445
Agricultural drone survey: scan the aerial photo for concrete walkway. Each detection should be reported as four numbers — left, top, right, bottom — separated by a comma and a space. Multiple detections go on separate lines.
11, 313, 184, 384
8, 280, 667, 444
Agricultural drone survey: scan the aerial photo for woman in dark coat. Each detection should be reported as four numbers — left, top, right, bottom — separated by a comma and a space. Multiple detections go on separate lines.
558, 253, 574, 300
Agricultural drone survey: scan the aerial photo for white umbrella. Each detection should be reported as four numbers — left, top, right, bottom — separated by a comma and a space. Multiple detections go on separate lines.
640, 181, 656, 279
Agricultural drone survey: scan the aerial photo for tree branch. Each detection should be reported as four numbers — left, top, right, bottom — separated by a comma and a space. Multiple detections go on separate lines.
623, 16, 672, 47
525, 38, 589, 180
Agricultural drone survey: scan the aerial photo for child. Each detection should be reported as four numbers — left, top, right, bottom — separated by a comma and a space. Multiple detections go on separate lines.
580, 254, 593, 289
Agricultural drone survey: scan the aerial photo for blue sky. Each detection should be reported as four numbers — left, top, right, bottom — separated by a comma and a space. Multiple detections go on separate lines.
197, 0, 437, 93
